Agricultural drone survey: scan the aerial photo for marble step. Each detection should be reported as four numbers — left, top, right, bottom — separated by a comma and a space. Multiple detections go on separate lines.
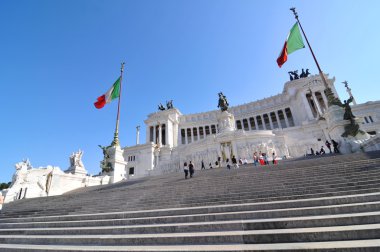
2, 211, 380, 235
1, 224, 380, 245
1, 240, 380, 252
2, 191, 380, 223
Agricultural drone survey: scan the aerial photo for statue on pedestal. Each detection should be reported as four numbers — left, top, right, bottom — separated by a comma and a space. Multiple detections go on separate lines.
331, 96, 362, 137
217, 92, 229, 112
98, 145, 113, 173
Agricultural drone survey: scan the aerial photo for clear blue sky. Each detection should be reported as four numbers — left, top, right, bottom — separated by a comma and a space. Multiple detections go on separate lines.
1, 0, 379, 183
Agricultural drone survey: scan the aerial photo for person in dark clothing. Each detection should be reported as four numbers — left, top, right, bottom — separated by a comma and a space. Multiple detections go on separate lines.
201, 160, 205, 170
320, 146, 326, 155
209, 163, 213, 169
325, 140, 332, 153
226, 158, 231, 169
310, 148, 315, 155
331, 139, 340, 153
231, 156, 239, 169
189, 161, 195, 178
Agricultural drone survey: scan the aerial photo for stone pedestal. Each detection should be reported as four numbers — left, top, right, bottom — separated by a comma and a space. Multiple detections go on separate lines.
108, 146, 127, 183
217, 111, 235, 133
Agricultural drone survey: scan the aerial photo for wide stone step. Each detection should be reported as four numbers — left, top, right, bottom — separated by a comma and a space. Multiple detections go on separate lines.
2, 211, 380, 235
1, 224, 380, 245
1, 240, 380, 251
3, 192, 380, 224
2, 201, 380, 229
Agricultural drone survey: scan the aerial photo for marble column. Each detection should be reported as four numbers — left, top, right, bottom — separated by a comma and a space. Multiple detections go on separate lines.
185, 129, 188, 145
136, 126, 140, 145
158, 124, 162, 146
268, 114, 274, 130
275, 112, 281, 129
301, 93, 315, 119
283, 109, 290, 128
254, 117, 258, 130
248, 118, 252, 131
311, 92, 323, 115
153, 125, 156, 144
261, 115, 267, 130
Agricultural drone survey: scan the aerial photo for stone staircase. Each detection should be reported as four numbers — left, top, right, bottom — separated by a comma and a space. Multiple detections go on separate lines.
1, 152, 380, 251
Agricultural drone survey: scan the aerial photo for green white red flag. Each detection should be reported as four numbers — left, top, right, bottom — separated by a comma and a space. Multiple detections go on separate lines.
277, 22, 305, 67
94, 77, 121, 109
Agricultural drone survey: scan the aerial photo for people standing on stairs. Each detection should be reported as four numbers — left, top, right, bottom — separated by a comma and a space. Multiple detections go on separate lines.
331, 139, 340, 153
183, 162, 189, 179
189, 161, 195, 178
310, 148, 315, 155
272, 152, 277, 164
201, 160, 205, 170
232, 155, 239, 169
253, 152, 258, 166
325, 140, 332, 153
320, 146, 326, 155
226, 158, 231, 169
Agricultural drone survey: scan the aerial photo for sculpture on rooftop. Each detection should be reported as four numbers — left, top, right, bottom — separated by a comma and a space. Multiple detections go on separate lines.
158, 103, 165, 111
217, 92, 229, 112
289, 69, 310, 81
166, 100, 174, 109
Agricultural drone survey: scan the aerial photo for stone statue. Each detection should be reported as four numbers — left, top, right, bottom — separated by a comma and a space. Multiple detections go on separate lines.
300, 69, 306, 78
217, 92, 229, 112
69, 150, 84, 168
331, 96, 362, 137
158, 103, 165, 111
332, 96, 355, 121
288, 70, 299, 80
98, 145, 113, 173
305, 69, 310, 77
288, 71, 294, 81
166, 100, 173, 109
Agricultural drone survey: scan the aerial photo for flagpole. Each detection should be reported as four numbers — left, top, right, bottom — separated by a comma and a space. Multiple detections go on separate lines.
290, 7, 338, 105
111, 62, 125, 147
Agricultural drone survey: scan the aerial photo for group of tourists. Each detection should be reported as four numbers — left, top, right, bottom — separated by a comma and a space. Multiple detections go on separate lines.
183, 161, 195, 179
309, 139, 340, 156
183, 152, 279, 179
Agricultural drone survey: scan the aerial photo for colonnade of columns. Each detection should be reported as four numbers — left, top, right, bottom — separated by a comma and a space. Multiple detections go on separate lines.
180, 124, 217, 145
236, 108, 293, 131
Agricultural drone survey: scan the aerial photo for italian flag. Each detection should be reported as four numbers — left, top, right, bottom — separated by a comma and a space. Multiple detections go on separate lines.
94, 77, 121, 109
277, 22, 305, 67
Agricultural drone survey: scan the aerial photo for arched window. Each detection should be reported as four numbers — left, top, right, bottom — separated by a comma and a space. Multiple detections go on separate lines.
263, 114, 270, 129
270, 112, 278, 129
187, 128, 192, 143
278, 110, 287, 128
181, 129, 186, 144
193, 127, 198, 141
256, 116, 263, 130
243, 119, 249, 131
211, 125, 216, 134
205, 126, 210, 135
249, 117, 256, 130
199, 127, 204, 139
236, 120, 242, 130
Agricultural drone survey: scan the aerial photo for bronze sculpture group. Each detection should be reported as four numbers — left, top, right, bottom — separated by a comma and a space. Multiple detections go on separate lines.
158, 100, 174, 111
217, 92, 229, 112
288, 68, 310, 81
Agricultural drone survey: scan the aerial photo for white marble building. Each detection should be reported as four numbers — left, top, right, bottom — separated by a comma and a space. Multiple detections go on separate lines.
115, 74, 380, 182
2, 74, 379, 206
